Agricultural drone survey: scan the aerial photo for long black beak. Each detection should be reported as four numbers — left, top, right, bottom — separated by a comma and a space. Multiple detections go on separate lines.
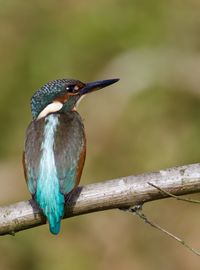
80, 78, 119, 95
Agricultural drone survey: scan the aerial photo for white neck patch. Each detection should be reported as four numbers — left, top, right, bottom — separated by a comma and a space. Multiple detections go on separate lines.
37, 101, 63, 120
75, 94, 85, 108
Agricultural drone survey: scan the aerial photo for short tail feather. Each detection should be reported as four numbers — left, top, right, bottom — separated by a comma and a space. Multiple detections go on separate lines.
36, 188, 65, 235
48, 213, 62, 235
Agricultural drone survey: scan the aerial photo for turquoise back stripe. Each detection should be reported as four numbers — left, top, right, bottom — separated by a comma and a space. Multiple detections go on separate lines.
36, 114, 64, 235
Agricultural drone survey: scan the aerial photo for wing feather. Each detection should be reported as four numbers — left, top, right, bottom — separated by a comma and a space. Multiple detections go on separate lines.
24, 118, 45, 194
54, 112, 86, 194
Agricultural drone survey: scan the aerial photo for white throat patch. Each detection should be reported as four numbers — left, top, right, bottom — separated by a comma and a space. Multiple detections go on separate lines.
75, 94, 85, 108
37, 101, 63, 120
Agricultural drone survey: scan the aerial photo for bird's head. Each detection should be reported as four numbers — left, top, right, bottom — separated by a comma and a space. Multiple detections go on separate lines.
31, 78, 119, 120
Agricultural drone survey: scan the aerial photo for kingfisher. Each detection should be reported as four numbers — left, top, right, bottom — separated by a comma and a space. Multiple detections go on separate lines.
23, 78, 119, 235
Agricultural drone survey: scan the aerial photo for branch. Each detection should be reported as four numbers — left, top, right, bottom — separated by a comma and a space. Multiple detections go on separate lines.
121, 206, 200, 256
1, 163, 200, 236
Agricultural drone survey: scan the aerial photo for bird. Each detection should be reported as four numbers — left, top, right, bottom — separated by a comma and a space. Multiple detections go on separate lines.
23, 78, 119, 235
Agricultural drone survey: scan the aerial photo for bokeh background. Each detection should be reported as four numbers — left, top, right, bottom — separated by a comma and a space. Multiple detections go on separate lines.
1, 0, 200, 269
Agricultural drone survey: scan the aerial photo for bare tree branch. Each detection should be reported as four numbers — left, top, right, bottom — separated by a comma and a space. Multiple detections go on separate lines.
121, 206, 200, 256
1, 163, 200, 236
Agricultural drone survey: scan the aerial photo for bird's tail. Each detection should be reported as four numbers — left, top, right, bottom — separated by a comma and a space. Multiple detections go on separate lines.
48, 210, 63, 235
36, 186, 65, 235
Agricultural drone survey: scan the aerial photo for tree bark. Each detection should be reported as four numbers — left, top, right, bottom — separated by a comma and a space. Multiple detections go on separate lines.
1, 163, 200, 236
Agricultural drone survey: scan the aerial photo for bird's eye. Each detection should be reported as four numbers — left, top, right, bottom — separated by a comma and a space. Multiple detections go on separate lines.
65, 84, 80, 94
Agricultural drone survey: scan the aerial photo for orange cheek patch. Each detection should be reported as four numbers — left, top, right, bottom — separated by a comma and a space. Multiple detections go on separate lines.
55, 93, 70, 103
55, 92, 80, 103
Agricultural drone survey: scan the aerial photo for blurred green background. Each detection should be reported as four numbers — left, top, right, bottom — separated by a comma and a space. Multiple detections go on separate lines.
1, 0, 200, 269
